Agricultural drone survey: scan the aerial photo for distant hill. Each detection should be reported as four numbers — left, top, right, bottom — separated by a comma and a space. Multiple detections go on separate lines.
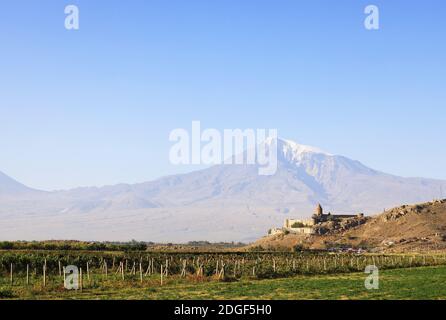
0, 171, 40, 196
1, 138, 446, 242
252, 199, 446, 252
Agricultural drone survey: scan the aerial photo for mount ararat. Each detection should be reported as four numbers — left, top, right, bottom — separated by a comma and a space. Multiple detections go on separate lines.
1, 139, 445, 242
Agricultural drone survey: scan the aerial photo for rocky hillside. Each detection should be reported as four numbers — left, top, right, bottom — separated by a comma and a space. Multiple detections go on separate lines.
252, 200, 446, 252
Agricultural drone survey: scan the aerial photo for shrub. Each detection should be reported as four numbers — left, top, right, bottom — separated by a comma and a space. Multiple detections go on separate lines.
293, 244, 304, 252
0, 242, 14, 250
0, 287, 14, 298
291, 222, 305, 228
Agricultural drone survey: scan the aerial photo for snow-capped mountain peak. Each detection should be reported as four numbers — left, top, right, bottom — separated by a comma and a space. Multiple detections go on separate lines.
279, 138, 332, 156
1, 140, 445, 242
264, 137, 332, 156
264, 138, 333, 165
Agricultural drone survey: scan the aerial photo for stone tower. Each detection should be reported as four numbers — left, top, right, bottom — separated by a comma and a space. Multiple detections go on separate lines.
315, 203, 323, 216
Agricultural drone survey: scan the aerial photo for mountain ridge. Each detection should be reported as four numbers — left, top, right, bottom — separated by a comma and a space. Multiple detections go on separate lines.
0, 138, 445, 242
0, 170, 42, 196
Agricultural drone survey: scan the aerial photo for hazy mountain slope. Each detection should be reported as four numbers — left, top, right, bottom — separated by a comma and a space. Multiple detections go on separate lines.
0, 139, 445, 242
0, 171, 39, 196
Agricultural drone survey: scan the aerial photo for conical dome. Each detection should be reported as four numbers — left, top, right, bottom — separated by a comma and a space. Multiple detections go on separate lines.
315, 204, 323, 216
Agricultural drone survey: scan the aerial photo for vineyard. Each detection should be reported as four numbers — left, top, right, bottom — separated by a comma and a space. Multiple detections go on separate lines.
2, 250, 446, 298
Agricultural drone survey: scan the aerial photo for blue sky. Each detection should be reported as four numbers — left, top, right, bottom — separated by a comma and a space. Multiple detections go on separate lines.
0, 0, 445, 190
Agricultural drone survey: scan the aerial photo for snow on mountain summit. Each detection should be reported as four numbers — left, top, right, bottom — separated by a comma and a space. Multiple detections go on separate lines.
264, 137, 332, 156
263, 138, 333, 166
1, 139, 446, 242
279, 138, 332, 156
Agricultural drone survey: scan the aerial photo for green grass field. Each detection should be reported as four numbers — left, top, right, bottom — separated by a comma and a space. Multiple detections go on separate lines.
2, 265, 446, 300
